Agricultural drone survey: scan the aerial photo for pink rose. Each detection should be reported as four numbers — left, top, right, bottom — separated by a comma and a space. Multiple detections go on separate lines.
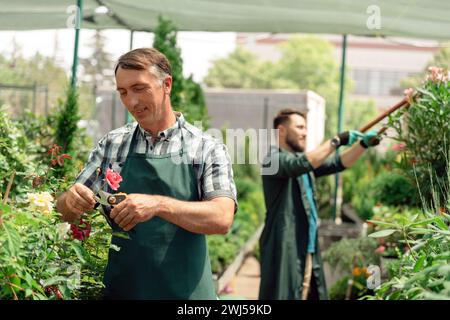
106, 168, 123, 191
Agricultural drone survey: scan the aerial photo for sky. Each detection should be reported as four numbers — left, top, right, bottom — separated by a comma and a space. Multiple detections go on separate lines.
0, 29, 237, 83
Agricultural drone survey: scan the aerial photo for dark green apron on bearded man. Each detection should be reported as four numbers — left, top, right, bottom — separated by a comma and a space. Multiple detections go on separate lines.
259, 147, 346, 300
103, 123, 216, 299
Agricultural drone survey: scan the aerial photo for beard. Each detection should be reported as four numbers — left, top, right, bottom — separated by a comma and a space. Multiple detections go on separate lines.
286, 133, 305, 152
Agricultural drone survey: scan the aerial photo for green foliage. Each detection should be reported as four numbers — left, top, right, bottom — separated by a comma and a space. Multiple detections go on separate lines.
153, 16, 209, 124
153, 15, 184, 108
55, 86, 80, 155
366, 208, 450, 300
204, 47, 297, 89
54, 86, 82, 179
80, 31, 114, 89
0, 106, 33, 196
184, 75, 210, 128
0, 204, 112, 300
371, 171, 418, 207
329, 275, 373, 300
323, 237, 380, 272
277, 36, 339, 93
389, 70, 450, 207
341, 150, 395, 220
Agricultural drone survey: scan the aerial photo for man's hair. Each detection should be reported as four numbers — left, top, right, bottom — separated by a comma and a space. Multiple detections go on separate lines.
273, 108, 306, 129
114, 48, 172, 82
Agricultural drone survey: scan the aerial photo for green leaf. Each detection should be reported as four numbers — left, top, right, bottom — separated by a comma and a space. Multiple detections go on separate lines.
112, 231, 131, 240
2, 221, 22, 257
41, 276, 67, 287
367, 220, 396, 228
25, 288, 34, 297
434, 217, 449, 230
69, 242, 87, 264
407, 217, 440, 228
368, 229, 397, 238
413, 254, 426, 272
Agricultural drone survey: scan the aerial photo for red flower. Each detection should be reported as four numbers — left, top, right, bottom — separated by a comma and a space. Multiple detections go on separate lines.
44, 285, 63, 300
47, 144, 61, 157
70, 219, 91, 241
56, 154, 72, 166
106, 168, 123, 191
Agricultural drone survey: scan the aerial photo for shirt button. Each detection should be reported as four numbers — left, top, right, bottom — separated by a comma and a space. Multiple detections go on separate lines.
150, 146, 154, 150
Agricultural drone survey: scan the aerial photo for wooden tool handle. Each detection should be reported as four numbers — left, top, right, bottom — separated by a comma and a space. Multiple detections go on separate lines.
359, 97, 409, 133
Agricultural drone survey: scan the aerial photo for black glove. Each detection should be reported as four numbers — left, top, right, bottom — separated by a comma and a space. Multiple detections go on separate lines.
360, 130, 382, 149
331, 130, 363, 148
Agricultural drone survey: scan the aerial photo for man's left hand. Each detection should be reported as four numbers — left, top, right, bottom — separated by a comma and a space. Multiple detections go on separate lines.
110, 194, 161, 231
360, 130, 381, 148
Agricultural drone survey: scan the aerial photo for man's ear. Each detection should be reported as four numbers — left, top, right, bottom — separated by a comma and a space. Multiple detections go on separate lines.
277, 124, 286, 138
163, 76, 173, 95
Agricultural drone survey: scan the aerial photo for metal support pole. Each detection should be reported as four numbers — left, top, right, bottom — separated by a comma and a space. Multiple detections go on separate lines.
70, 0, 83, 89
332, 34, 347, 224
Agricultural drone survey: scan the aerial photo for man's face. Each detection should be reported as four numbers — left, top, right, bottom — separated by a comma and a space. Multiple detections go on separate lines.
115, 67, 171, 127
283, 114, 307, 152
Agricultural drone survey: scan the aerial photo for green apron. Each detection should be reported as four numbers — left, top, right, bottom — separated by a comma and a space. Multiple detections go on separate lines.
259, 148, 329, 300
103, 122, 216, 299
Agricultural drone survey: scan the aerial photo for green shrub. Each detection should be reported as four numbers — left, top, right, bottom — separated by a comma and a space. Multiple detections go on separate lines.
372, 171, 418, 206
0, 106, 33, 197
323, 237, 380, 272
366, 208, 450, 299
388, 66, 450, 207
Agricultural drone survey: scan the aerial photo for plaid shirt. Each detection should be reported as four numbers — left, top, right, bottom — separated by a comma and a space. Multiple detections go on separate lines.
75, 113, 237, 207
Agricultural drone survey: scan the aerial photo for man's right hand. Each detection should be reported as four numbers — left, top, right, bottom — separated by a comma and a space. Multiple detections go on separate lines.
58, 183, 96, 220
337, 130, 364, 147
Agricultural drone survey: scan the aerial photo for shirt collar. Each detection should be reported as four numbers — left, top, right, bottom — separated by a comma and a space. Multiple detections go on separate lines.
138, 112, 185, 141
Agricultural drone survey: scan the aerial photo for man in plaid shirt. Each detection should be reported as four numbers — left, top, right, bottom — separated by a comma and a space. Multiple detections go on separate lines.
56, 48, 236, 299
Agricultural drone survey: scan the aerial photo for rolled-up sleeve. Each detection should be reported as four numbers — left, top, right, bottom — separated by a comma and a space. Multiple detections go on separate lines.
263, 149, 314, 178
313, 153, 346, 177
201, 142, 238, 211
74, 135, 107, 191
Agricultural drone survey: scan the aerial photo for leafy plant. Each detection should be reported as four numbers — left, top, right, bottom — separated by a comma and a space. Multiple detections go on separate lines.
153, 16, 209, 124
371, 171, 418, 207
365, 209, 450, 300
323, 237, 380, 272
388, 66, 449, 208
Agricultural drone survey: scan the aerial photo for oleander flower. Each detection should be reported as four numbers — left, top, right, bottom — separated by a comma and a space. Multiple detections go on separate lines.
426, 66, 449, 83
392, 143, 406, 152
27, 192, 54, 214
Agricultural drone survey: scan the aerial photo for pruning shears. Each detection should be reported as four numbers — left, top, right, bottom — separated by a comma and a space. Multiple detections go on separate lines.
95, 190, 127, 207
94, 190, 127, 227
